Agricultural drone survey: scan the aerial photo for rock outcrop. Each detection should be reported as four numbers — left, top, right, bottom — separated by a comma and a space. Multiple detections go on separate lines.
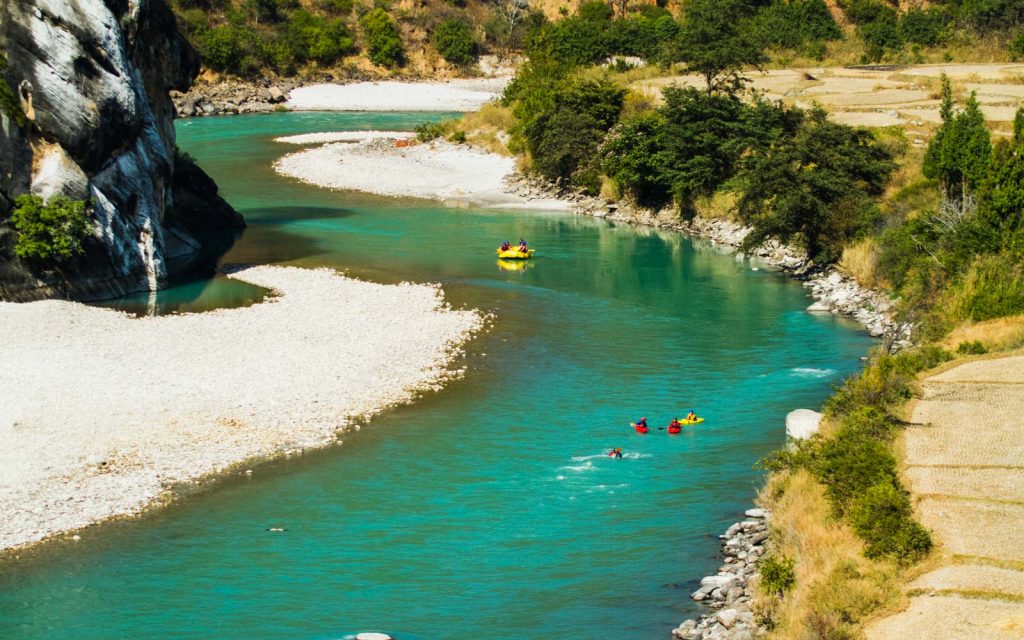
0, 0, 243, 302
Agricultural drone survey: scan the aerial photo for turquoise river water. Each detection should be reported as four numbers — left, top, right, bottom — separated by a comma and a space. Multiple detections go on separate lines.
0, 112, 874, 640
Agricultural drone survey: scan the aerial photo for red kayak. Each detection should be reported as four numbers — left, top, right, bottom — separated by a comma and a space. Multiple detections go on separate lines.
668, 425, 682, 434
631, 422, 649, 434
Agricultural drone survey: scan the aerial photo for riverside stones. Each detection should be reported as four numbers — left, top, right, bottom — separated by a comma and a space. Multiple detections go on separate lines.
673, 509, 770, 640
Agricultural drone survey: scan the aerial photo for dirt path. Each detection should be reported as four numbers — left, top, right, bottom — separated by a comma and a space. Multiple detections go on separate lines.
635, 63, 1024, 134
865, 355, 1024, 639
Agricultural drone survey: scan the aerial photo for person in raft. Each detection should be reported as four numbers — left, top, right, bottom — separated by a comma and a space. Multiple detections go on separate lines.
500, 240, 511, 251
686, 410, 698, 421
518, 238, 528, 252
608, 447, 623, 459
636, 417, 648, 429
670, 417, 683, 429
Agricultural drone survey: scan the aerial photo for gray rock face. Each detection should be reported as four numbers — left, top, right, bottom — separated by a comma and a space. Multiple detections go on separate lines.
0, 0, 243, 301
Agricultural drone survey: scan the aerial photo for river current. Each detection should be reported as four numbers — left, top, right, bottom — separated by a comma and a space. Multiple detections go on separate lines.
0, 112, 873, 639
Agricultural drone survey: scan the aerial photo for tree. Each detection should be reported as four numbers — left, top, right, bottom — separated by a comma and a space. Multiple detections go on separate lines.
360, 8, 405, 68
672, 0, 767, 94
11, 195, 92, 262
735, 107, 897, 262
923, 76, 992, 204
433, 18, 478, 65
524, 80, 626, 190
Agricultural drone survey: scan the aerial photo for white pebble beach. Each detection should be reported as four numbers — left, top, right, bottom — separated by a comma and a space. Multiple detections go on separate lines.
274, 137, 571, 209
0, 265, 482, 551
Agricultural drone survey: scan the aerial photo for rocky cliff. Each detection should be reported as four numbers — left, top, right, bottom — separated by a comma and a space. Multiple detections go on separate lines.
0, 0, 243, 302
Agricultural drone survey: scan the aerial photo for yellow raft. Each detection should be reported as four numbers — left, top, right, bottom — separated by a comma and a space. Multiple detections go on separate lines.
496, 248, 535, 260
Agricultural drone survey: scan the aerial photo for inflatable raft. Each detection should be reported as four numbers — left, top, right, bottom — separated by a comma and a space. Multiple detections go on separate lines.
496, 248, 535, 260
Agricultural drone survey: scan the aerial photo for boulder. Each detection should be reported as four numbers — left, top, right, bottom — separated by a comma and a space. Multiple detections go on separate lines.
268, 86, 286, 103
716, 608, 739, 629
744, 508, 767, 519
786, 409, 823, 440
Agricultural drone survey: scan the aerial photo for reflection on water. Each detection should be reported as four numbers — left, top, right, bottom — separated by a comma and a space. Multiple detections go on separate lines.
497, 258, 532, 272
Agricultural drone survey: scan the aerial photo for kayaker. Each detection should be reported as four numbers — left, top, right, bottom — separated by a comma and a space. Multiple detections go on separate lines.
686, 410, 697, 422
670, 417, 683, 428
608, 447, 623, 459
636, 417, 648, 429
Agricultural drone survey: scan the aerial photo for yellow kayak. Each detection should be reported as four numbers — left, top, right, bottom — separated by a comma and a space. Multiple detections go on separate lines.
680, 418, 704, 425
496, 248, 535, 260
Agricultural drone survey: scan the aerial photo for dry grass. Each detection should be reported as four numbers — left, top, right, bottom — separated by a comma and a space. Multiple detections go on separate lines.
755, 470, 904, 639
942, 315, 1024, 352
452, 102, 516, 156
840, 237, 881, 289
693, 191, 739, 222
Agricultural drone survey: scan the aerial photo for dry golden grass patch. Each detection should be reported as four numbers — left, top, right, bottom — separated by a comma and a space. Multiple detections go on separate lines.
693, 191, 739, 222
451, 102, 515, 156
943, 316, 1024, 352
840, 237, 881, 289
755, 470, 904, 639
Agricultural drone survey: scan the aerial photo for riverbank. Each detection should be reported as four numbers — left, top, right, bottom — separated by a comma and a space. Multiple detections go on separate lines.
673, 509, 771, 640
0, 265, 482, 552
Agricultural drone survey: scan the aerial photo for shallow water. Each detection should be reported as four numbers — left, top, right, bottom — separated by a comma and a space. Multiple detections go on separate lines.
0, 112, 873, 640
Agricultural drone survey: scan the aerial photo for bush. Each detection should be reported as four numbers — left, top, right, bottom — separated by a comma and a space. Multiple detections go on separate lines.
957, 340, 988, 354
11, 194, 91, 262
1011, 32, 1024, 61
361, 8, 405, 67
899, 8, 946, 46
285, 10, 354, 66
415, 121, 447, 142
949, 254, 1024, 321
448, 129, 467, 144
813, 429, 899, 513
759, 554, 797, 596
848, 482, 932, 562
524, 80, 626, 191
754, 0, 842, 51
433, 18, 478, 65
202, 25, 244, 72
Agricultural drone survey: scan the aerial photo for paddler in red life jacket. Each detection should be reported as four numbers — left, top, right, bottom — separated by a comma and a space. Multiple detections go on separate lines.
500, 240, 511, 251
518, 238, 528, 252
608, 447, 623, 459
670, 417, 683, 429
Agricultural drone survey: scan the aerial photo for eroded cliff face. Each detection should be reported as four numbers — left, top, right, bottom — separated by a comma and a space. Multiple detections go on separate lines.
0, 0, 243, 301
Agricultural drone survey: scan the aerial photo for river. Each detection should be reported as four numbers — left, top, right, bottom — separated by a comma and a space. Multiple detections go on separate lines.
0, 112, 873, 640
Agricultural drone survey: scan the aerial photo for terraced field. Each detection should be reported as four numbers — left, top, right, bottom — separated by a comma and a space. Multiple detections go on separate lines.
866, 355, 1024, 640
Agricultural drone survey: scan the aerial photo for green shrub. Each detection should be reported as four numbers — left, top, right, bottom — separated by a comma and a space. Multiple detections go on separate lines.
448, 129, 467, 144
202, 25, 244, 73
899, 8, 946, 46
849, 482, 932, 562
321, 0, 354, 14
813, 429, 899, 514
524, 79, 626, 191
360, 8, 405, 67
415, 121, 447, 142
956, 340, 988, 355
1011, 32, 1024, 61
754, 0, 842, 51
285, 10, 355, 66
432, 18, 477, 65
11, 194, 92, 262
759, 554, 797, 596
950, 254, 1024, 321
